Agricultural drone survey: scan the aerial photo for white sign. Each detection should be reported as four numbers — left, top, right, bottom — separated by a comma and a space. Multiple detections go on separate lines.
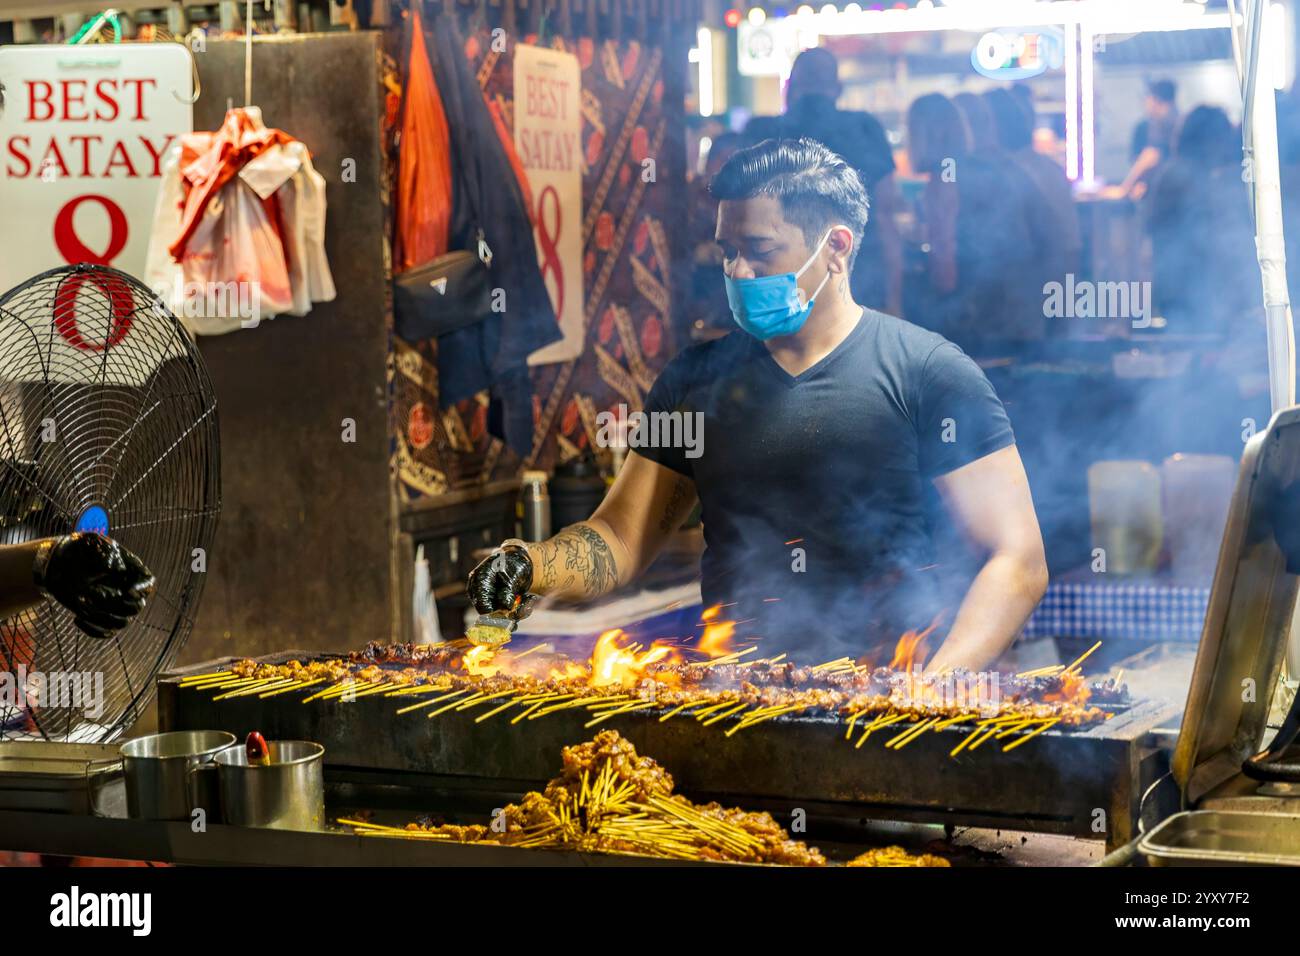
0, 44, 192, 385
0, 44, 193, 291
514, 43, 584, 365
738, 19, 805, 77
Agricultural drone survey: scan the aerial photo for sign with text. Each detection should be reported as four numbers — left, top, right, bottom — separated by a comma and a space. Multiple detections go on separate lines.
0, 44, 191, 385
514, 43, 583, 365
0, 44, 193, 292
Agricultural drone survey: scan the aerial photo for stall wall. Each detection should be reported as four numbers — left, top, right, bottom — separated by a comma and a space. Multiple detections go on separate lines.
182, 33, 394, 661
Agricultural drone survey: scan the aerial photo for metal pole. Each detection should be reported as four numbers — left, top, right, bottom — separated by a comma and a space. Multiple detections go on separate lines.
1240, 0, 1300, 679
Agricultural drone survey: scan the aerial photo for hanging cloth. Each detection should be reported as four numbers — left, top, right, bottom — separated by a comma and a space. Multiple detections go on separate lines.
394, 5, 455, 273
430, 15, 561, 455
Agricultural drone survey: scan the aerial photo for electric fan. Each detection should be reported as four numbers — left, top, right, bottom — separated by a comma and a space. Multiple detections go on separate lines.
0, 264, 220, 743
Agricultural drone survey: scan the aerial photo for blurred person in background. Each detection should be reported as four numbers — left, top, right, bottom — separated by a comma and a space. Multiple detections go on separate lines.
1110, 79, 1179, 199
744, 47, 902, 315
906, 92, 1042, 353
985, 87, 1082, 300
952, 91, 999, 153
1144, 105, 1257, 337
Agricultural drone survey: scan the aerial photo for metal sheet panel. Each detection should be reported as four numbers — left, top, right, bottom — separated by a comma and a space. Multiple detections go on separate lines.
1173, 407, 1300, 805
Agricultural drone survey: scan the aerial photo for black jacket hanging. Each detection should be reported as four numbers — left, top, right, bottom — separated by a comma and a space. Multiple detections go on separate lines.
428, 15, 562, 456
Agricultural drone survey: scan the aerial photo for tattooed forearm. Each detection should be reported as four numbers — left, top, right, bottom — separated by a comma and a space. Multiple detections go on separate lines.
658, 476, 693, 534
528, 523, 619, 599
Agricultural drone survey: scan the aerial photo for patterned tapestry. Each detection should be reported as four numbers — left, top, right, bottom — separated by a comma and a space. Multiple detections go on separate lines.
392, 27, 685, 501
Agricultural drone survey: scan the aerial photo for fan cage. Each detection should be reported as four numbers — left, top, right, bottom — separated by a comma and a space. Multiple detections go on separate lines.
0, 264, 220, 743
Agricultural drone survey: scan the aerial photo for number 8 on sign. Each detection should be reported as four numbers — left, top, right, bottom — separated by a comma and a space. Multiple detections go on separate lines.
535, 185, 564, 316
51, 194, 134, 351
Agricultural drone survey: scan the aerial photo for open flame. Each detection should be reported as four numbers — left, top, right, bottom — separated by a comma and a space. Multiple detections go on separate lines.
697, 603, 738, 658
889, 622, 938, 674
463, 644, 505, 677
458, 606, 749, 690
1042, 669, 1092, 706
590, 629, 678, 688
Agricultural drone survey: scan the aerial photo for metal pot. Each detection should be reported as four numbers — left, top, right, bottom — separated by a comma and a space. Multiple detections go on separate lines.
214, 740, 324, 831
119, 730, 235, 821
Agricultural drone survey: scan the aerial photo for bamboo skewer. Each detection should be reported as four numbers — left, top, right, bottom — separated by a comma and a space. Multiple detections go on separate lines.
212, 678, 280, 700
475, 697, 525, 722
700, 701, 749, 726
888, 717, 938, 749
584, 700, 656, 728
513, 695, 574, 723
1063, 640, 1103, 675
213, 678, 293, 699
262, 678, 324, 698
179, 670, 234, 684
1015, 664, 1065, 679
856, 713, 906, 749
427, 692, 481, 718
657, 701, 695, 722
724, 703, 806, 736
386, 683, 454, 697
700, 647, 758, 667
1002, 718, 1060, 751
455, 689, 515, 711
395, 688, 467, 715
689, 700, 736, 720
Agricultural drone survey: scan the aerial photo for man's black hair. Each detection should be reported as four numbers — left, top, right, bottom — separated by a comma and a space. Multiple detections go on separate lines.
1148, 79, 1177, 105
709, 137, 869, 273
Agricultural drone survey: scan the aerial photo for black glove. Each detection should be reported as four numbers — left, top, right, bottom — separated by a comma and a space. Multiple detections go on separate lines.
33, 533, 156, 640
467, 540, 534, 618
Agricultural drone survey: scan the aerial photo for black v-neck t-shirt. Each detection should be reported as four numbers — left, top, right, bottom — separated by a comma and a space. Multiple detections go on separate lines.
636, 309, 1015, 661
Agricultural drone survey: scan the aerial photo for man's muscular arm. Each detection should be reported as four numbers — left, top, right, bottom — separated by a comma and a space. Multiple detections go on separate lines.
525, 452, 698, 603
924, 444, 1048, 673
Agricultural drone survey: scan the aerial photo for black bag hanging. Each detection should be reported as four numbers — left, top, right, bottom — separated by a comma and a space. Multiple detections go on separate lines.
393, 230, 493, 339
391, 14, 495, 344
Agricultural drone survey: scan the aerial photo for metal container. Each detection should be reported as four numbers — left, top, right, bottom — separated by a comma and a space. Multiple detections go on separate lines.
520, 470, 551, 542
119, 730, 234, 821
1139, 810, 1300, 866
214, 740, 324, 831
0, 742, 121, 814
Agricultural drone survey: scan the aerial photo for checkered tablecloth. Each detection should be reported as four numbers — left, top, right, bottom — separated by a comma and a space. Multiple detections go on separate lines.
1021, 580, 1211, 641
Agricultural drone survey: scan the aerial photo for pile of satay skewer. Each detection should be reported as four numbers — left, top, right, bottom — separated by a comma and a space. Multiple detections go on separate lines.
337, 730, 945, 866
177, 640, 1119, 759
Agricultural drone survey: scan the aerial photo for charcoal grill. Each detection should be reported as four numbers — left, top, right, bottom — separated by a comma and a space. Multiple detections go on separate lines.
158, 656, 1176, 850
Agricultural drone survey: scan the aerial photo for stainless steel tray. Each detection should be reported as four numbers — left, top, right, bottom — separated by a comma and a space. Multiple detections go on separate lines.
0, 742, 121, 814
1139, 810, 1300, 866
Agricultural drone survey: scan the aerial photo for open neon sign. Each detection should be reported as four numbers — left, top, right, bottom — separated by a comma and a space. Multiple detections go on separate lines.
972, 28, 1065, 79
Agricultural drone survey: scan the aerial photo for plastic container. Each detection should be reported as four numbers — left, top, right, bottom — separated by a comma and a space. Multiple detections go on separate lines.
1087, 460, 1163, 575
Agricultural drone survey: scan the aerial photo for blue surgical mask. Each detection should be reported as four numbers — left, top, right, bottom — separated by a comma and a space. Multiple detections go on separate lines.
724, 230, 833, 341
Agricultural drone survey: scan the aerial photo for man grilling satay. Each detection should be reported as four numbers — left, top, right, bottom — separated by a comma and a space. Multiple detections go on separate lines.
469, 138, 1047, 672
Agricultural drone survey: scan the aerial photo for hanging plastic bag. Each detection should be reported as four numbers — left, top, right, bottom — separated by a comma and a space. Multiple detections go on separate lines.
394, 4, 454, 274
176, 178, 294, 334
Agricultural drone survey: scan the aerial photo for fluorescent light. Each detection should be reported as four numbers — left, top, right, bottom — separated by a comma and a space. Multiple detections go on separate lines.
697, 26, 714, 116
1080, 23, 1095, 185
1065, 19, 1078, 180
815, 0, 1233, 36
748, 7, 767, 25
1267, 2, 1290, 91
